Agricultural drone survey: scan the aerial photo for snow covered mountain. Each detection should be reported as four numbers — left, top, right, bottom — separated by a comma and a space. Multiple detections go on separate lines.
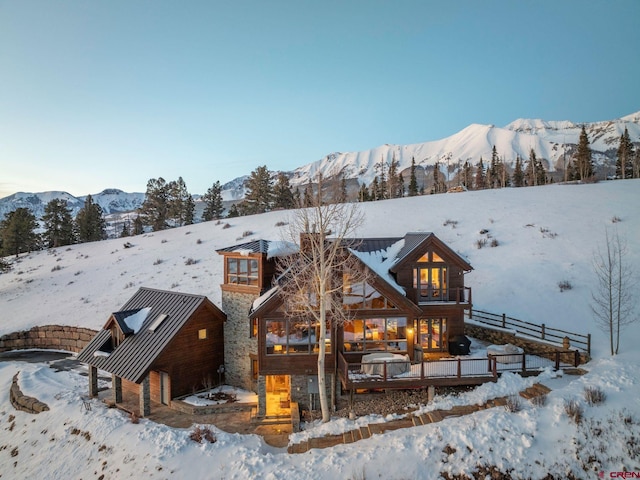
285, 111, 640, 189
0, 189, 145, 220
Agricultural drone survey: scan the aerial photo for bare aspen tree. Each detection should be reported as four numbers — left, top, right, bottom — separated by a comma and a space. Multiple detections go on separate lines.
590, 227, 637, 355
275, 178, 367, 422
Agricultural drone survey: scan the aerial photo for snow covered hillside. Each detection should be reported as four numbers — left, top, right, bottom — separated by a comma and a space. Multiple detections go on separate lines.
1, 180, 639, 479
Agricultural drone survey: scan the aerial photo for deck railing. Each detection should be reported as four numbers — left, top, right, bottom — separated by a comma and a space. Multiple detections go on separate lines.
338, 350, 580, 390
469, 308, 591, 355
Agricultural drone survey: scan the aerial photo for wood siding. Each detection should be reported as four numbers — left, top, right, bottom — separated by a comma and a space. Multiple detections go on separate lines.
152, 304, 225, 398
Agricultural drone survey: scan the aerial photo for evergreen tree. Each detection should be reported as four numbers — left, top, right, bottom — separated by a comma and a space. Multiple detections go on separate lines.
75, 195, 106, 242
535, 156, 547, 186
184, 194, 195, 225
339, 175, 348, 203
42, 199, 75, 248
387, 154, 403, 199
139, 177, 170, 231
525, 149, 539, 186
303, 182, 314, 207
273, 172, 295, 209
120, 221, 131, 238
461, 161, 473, 189
432, 162, 446, 194
240, 165, 274, 214
358, 183, 370, 202
489, 146, 502, 188
474, 158, 486, 190
616, 127, 634, 179
512, 156, 524, 187
575, 125, 594, 181
227, 204, 240, 218
408, 157, 419, 196
369, 177, 380, 201
133, 216, 144, 235
0, 208, 39, 257
376, 157, 388, 200
202, 181, 224, 221
634, 145, 640, 179
167, 177, 193, 226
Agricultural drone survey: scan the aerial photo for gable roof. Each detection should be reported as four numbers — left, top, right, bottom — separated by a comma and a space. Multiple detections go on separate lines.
77, 287, 225, 384
389, 232, 472, 273
216, 239, 271, 255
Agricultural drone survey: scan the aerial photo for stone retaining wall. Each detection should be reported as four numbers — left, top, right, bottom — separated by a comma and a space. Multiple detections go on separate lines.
465, 323, 589, 364
0, 325, 97, 353
10, 372, 49, 413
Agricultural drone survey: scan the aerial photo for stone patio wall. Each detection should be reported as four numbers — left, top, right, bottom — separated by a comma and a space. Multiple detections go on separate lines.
0, 325, 97, 353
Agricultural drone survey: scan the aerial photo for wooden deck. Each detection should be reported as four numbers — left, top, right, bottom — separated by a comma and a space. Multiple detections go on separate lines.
338, 350, 580, 390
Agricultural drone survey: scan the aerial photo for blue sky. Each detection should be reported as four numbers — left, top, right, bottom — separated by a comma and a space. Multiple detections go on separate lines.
1, 0, 638, 198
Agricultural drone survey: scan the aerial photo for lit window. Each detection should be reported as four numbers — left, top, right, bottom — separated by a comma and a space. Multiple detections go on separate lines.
198, 328, 207, 340
226, 258, 259, 286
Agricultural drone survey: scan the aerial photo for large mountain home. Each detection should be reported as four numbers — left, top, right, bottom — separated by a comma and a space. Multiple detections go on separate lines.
78, 288, 226, 416
217, 232, 472, 417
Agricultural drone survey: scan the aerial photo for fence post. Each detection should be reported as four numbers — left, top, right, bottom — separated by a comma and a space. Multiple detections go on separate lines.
555, 351, 560, 371
587, 334, 591, 356
421, 360, 425, 380
457, 358, 461, 378
521, 353, 526, 373
487, 356, 492, 373
502, 314, 506, 328
383, 362, 387, 381
492, 357, 497, 377
574, 350, 580, 367
541, 324, 545, 340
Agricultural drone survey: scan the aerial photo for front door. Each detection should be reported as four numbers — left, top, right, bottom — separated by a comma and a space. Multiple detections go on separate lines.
160, 372, 170, 405
265, 375, 290, 416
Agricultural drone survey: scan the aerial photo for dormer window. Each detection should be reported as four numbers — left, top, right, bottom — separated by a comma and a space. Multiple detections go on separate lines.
226, 257, 259, 286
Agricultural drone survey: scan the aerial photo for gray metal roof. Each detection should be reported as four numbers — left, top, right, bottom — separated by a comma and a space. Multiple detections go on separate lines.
77, 287, 224, 384
216, 239, 271, 254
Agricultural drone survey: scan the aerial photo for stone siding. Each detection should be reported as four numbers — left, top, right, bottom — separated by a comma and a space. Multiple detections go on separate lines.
465, 323, 589, 364
221, 291, 258, 392
0, 325, 97, 353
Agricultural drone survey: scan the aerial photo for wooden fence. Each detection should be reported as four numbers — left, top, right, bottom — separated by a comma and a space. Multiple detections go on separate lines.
469, 308, 591, 355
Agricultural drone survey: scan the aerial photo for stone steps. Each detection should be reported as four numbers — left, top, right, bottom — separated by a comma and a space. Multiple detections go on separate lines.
287, 384, 552, 454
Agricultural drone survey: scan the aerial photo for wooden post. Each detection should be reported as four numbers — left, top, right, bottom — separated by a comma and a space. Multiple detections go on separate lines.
555, 352, 560, 371
574, 350, 580, 367
383, 362, 387, 381
88, 366, 98, 398
502, 314, 506, 328
420, 360, 425, 380
541, 324, 546, 340
521, 353, 526, 373
457, 358, 462, 378
587, 334, 591, 356
492, 358, 497, 377
487, 356, 492, 373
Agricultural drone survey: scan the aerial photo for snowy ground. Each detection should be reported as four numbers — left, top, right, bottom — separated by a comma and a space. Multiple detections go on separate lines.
1, 180, 639, 478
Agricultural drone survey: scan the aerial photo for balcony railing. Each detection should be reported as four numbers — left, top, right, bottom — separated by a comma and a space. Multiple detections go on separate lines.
337, 349, 580, 390
418, 286, 472, 305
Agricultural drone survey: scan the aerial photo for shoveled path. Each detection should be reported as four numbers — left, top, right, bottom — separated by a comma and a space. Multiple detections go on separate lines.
287, 383, 552, 454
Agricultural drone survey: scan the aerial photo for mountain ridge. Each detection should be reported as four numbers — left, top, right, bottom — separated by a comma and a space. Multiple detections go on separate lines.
3, 111, 638, 216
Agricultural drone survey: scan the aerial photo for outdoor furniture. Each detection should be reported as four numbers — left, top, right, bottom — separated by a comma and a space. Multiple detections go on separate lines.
361, 353, 410, 376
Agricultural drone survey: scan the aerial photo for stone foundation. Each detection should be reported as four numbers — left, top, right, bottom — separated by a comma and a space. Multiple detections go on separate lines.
0, 325, 97, 353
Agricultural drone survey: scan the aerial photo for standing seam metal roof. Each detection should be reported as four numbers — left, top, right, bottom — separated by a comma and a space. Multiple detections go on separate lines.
77, 287, 223, 384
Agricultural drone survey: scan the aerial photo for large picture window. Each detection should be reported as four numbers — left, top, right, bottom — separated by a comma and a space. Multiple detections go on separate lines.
226, 257, 259, 286
343, 317, 407, 352
265, 318, 331, 355
342, 275, 397, 310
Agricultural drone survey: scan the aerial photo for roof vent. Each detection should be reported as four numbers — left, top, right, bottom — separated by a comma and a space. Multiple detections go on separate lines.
148, 314, 169, 332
